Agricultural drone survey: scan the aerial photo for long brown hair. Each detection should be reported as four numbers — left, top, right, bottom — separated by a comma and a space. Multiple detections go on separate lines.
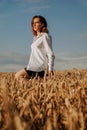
31, 15, 49, 36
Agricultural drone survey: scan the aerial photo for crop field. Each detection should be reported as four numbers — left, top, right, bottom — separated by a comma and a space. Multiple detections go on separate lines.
0, 69, 87, 130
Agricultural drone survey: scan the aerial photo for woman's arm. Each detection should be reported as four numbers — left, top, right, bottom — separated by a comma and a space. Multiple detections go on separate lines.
43, 33, 55, 76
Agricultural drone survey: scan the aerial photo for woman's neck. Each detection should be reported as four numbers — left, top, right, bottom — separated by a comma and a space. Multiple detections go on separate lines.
37, 32, 42, 36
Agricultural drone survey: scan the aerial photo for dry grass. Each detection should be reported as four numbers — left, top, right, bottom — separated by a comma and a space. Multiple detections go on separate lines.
0, 69, 87, 130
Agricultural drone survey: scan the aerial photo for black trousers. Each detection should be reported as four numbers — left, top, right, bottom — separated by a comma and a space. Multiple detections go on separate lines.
25, 68, 45, 78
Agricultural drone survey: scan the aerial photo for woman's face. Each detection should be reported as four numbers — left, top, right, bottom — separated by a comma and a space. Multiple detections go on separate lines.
33, 17, 43, 33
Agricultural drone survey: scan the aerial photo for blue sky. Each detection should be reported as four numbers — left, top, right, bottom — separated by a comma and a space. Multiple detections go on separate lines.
0, 0, 87, 72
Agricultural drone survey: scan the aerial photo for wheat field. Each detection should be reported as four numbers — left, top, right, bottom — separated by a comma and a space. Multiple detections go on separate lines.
0, 69, 87, 130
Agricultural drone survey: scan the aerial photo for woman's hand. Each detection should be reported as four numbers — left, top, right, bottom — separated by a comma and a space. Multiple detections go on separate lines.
49, 71, 54, 78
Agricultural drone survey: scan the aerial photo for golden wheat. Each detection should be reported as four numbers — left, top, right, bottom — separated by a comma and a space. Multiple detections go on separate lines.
0, 69, 87, 130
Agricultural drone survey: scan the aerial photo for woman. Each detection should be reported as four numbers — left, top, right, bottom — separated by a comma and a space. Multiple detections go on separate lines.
15, 15, 55, 80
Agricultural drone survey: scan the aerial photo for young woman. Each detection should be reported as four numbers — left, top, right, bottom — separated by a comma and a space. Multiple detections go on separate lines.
15, 15, 55, 80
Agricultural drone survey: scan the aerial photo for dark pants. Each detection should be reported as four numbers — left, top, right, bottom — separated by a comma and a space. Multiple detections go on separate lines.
25, 68, 45, 78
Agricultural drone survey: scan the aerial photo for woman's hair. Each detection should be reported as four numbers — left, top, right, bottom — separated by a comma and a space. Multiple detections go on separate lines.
31, 15, 49, 36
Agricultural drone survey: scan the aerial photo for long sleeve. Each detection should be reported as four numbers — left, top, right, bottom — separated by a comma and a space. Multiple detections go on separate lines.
43, 33, 55, 71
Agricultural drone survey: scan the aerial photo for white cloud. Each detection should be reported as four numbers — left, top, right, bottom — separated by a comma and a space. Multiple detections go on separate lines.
0, 64, 24, 72
26, 0, 43, 3
12, 0, 43, 3
0, 0, 50, 17
54, 52, 87, 70
31, 5, 50, 11
0, 0, 43, 6
0, 51, 28, 72
23, 5, 50, 13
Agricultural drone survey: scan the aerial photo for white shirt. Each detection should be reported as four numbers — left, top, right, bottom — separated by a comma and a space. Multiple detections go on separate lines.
27, 32, 55, 72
